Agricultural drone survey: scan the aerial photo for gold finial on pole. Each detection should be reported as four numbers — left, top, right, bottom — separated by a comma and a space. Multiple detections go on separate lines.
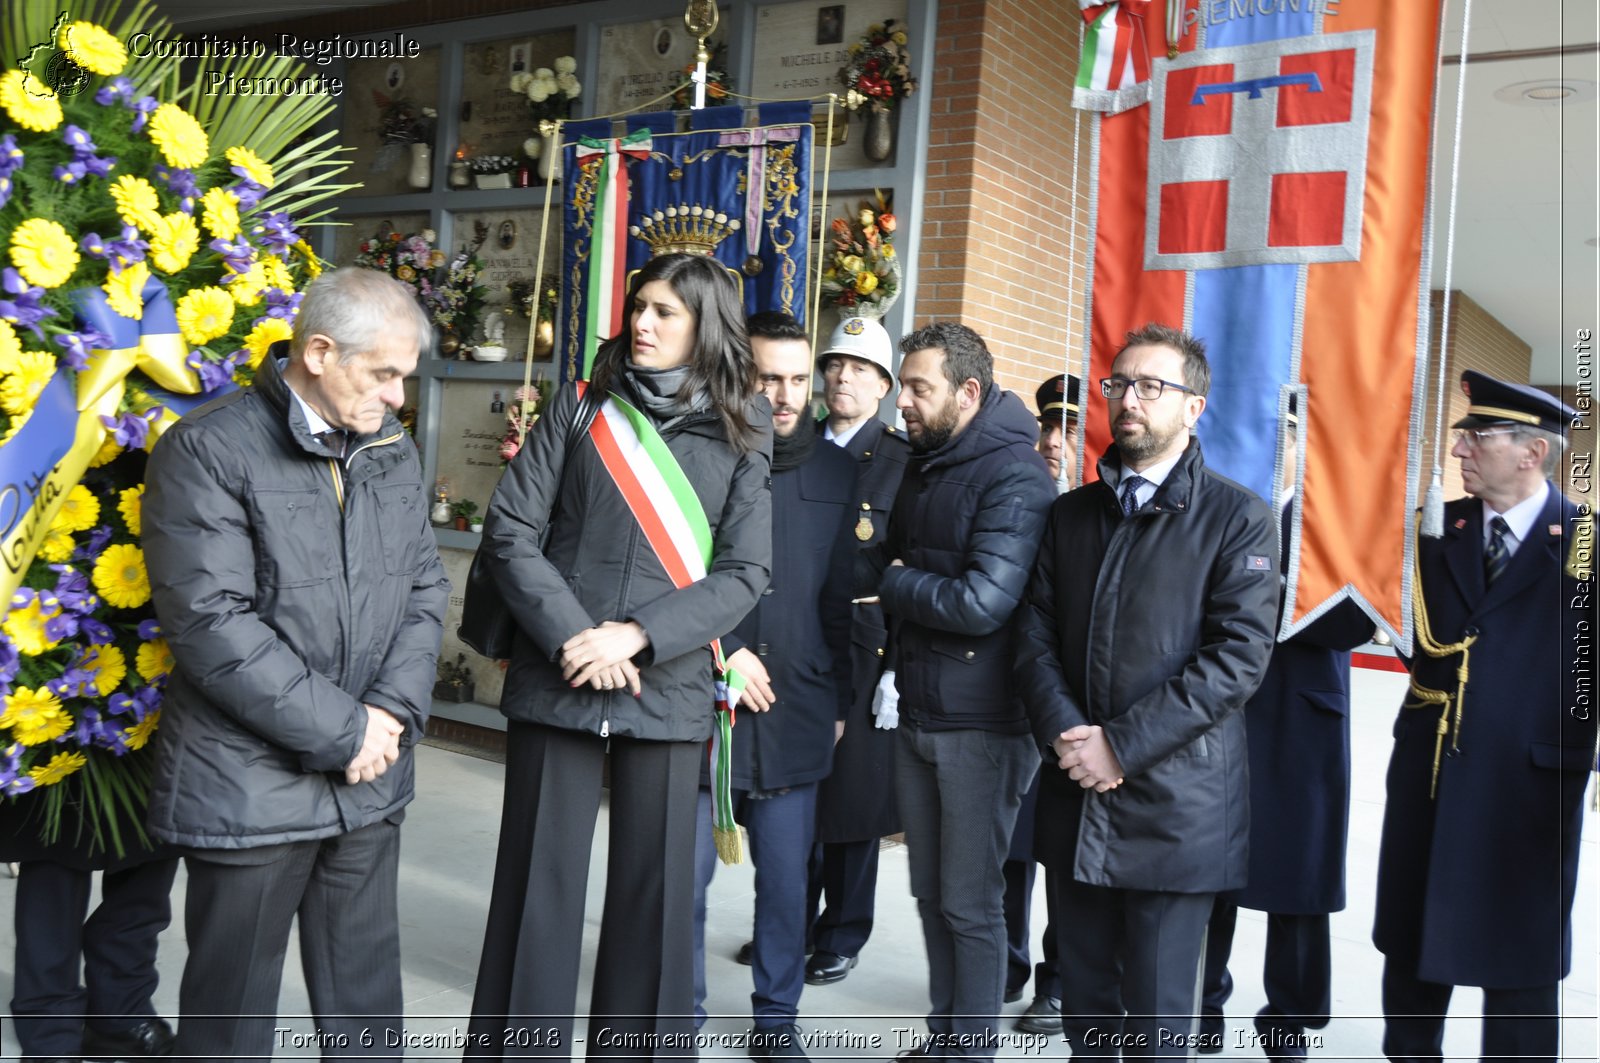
684, 0, 718, 109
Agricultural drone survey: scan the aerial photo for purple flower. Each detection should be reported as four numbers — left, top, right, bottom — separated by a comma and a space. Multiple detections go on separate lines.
95, 77, 134, 106
0, 134, 22, 172
49, 666, 93, 700
62, 125, 95, 155
105, 225, 148, 271
82, 154, 116, 178
209, 236, 254, 274
231, 181, 265, 211
129, 96, 158, 133
0, 268, 57, 337
110, 686, 161, 723
187, 349, 237, 392
254, 212, 299, 257
81, 232, 109, 259
263, 288, 302, 319
100, 409, 160, 450
53, 160, 86, 185
74, 526, 115, 563
156, 164, 199, 198
0, 633, 19, 686
0, 175, 14, 212
137, 619, 162, 640
52, 327, 109, 371
50, 565, 96, 614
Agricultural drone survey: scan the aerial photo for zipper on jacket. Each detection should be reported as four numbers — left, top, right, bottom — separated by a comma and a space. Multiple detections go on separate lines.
601, 706, 610, 738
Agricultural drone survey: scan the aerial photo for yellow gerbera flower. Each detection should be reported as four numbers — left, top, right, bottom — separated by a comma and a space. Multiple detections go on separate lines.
259, 255, 294, 294
37, 526, 74, 563
104, 261, 150, 320
109, 175, 163, 232
0, 688, 70, 746
147, 103, 209, 169
93, 543, 151, 609
0, 349, 56, 415
175, 286, 235, 346
59, 21, 127, 76
0, 70, 61, 132
2, 596, 60, 655
200, 187, 241, 241
136, 638, 174, 682
9, 218, 79, 289
82, 643, 128, 698
0, 319, 19, 374
28, 750, 87, 786
226, 261, 268, 307
124, 710, 160, 751
53, 483, 100, 534
88, 434, 123, 468
243, 317, 293, 369
118, 484, 143, 537
148, 211, 200, 274
225, 145, 275, 188
294, 240, 323, 279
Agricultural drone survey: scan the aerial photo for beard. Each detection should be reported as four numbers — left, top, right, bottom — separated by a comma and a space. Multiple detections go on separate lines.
908, 394, 961, 454
1113, 412, 1184, 464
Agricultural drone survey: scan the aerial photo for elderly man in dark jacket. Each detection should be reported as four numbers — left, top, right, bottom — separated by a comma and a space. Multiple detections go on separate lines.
691, 312, 856, 1059
1017, 323, 1278, 1059
861, 322, 1055, 1063
143, 268, 449, 1060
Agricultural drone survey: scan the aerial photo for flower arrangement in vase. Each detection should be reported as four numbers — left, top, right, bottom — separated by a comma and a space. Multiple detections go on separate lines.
818, 191, 900, 317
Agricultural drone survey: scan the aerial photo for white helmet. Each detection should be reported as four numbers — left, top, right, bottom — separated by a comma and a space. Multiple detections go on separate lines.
816, 316, 894, 381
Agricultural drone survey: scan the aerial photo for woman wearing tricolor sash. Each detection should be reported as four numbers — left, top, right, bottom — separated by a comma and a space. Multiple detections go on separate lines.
467, 253, 773, 1058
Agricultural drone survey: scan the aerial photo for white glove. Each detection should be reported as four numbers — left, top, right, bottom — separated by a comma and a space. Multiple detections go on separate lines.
872, 670, 900, 730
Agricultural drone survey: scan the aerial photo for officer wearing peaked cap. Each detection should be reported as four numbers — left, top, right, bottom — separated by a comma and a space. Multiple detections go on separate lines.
1033, 372, 1082, 494
805, 315, 912, 986
1375, 370, 1593, 1063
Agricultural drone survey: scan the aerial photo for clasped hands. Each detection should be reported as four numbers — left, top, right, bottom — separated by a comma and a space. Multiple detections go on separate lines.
1052, 724, 1124, 793
345, 704, 403, 785
560, 620, 649, 696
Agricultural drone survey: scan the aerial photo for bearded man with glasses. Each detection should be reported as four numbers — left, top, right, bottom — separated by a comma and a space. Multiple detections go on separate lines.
1016, 322, 1279, 1058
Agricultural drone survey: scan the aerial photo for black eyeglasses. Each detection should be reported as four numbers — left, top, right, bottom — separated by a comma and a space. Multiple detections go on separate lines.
1099, 376, 1195, 401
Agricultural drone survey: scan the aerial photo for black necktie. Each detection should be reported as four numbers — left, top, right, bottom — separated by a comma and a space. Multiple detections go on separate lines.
1120, 475, 1146, 518
1484, 516, 1510, 584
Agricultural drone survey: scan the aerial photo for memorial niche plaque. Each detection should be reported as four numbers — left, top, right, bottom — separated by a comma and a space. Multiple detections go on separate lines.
459, 29, 577, 160
593, 11, 729, 115
343, 47, 441, 198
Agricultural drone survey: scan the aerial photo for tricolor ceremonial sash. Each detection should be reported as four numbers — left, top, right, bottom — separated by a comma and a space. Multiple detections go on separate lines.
574, 129, 654, 379
581, 384, 747, 864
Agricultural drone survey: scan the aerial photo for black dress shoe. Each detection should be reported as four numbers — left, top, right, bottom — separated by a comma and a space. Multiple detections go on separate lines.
1015, 994, 1062, 1034
803, 950, 858, 985
82, 1018, 175, 1061
736, 940, 755, 965
749, 1023, 808, 1062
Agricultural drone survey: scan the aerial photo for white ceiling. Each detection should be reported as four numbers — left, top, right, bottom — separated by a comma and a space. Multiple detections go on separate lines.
149, 0, 1597, 384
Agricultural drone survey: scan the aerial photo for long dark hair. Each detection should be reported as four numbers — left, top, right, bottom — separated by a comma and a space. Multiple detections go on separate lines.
589, 254, 760, 453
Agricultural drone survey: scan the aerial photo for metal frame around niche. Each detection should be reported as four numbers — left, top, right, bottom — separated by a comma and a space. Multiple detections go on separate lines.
317, 0, 937, 554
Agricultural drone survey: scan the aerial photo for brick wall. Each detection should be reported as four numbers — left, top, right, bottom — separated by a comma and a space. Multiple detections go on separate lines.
919, 0, 1091, 406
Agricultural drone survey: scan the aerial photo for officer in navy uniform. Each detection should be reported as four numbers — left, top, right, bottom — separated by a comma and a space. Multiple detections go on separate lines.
1198, 399, 1374, 1059
804, 315, 912, 986
1375, 370, 1592, 1063
1004, 372, 1081, 1034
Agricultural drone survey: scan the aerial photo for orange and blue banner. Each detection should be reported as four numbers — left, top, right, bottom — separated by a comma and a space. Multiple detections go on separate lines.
1079, 0, 1441, 642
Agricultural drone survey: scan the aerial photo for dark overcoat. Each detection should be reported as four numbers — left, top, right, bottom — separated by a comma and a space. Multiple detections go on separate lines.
1373, 488, 1594, 989
1228, 504, 1375, 915
815, 417, 911, 842
722, 438, 857, 792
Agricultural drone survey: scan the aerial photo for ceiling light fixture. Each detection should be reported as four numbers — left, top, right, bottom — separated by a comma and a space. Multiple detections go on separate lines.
1493, 79, 1596, 107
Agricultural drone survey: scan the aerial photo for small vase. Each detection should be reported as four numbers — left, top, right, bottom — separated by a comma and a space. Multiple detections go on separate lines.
537, 133, 563, 182
533, 319, 554, 359
430, 500, 453, 525
864, 102, 893, 163
448, 160, 471, 189
438, 330, 461, 358
407, 143, 432, 189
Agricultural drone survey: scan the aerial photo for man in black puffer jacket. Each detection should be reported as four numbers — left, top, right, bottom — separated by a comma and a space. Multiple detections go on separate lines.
861, 322, 1055, 1063
1016, 323, 1278, 1059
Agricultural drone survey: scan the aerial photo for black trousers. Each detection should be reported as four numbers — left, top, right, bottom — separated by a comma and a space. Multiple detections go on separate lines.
176, 819, 403, 1062
1380, 957, 1558, 1063
808, 838, 881, 959
1202, 900, 1331, 1031
468, 722, 702, 1062
10, 857, 178, 1057
1001, 859, 1060, 1000
1053, 877, 1213, 1061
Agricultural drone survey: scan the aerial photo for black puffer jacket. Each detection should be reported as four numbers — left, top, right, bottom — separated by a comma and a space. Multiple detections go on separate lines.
866, 386, 1054, 733
485, 380, 772, 742
143, 355, 449, 849
1017, 439, 1278, 893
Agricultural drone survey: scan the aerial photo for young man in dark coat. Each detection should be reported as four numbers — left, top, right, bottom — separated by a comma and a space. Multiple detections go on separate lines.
861, 322, 1055, 1063
691, 312, 857, 1060
143, 268, 449, 1059
805, 314, 911, 987
1016, 323, 1279, 1057
1199, 403, 1374, 1059
1374, 371, 1592, 1063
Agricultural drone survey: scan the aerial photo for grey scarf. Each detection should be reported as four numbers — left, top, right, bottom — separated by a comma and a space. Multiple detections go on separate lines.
623, 362, 708, 421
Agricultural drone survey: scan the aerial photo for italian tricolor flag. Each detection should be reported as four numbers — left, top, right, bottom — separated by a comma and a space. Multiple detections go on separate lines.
1075, 1, 1154, 113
